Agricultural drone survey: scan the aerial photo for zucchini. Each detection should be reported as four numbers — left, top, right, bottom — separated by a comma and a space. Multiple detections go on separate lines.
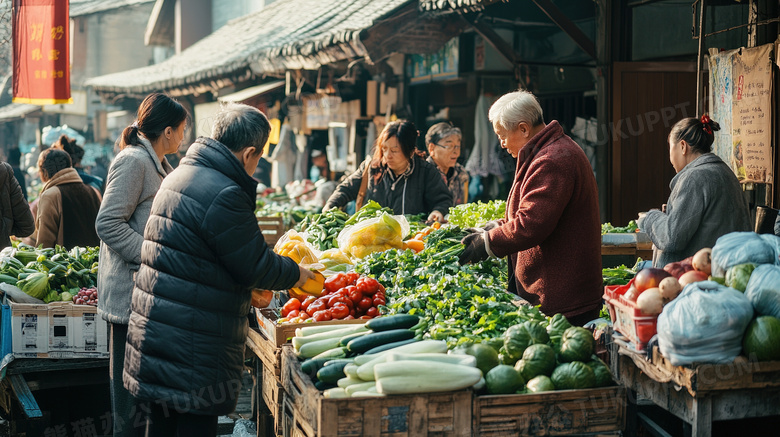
374, 361, 482, 395
346, 329, 415, 354
298, 337, 343, 359
300, 358, 332, 377
344, 382, 376, 396
354, 340, 447, 365
343, 363, 359, 379
314, 380, 335, 391
386, 352, 477, 367
0, 274, 18, 285
363, 339, 417, 356
337, 376, 366, 388
323, 388, 349, 399
292, 325, 369, 350
351, 391, 385, 397
365, 314, 419, 332
322, 358, 354, 367
338, 331, 370, 346
311, 347, 348, 361
296, 323, 365, 337
317, 361, 352, 385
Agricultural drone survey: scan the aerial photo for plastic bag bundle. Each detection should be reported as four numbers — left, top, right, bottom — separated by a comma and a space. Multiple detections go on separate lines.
274, 230, 318, 264
745, 264, 780, 319
657, 280, 754, 366
711, 232, 780, 277
337, 213, 409, 259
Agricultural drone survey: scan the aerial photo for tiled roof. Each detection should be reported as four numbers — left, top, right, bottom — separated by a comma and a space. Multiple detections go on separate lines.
86, 0, 412, 96
419, 0, 501, 13
0, 103, 40, 121
70, 0, 155, 17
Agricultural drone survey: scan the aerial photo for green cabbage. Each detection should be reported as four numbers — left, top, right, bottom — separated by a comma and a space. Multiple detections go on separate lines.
559, 327, 595, 363
546, 314, 572, 349
526, 375, 556, 393
551, 361, 596, 390
514, 344, 557, 380
726, 263, 756, 292
17, 272, 50, 300
586, 358, 614, 387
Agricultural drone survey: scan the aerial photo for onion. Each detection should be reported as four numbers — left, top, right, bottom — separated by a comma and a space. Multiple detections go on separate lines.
623, 285, 639, 302
636, 287, 664, 315
679, 270, 709, 287
692, 248, 712, 276
658, 277, 682, 304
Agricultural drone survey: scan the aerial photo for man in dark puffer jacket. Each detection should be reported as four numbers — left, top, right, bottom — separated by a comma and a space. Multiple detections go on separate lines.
124, 103, 314, 436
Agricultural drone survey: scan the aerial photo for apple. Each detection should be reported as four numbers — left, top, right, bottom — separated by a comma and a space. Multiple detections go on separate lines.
634, 268, 672, 293
679, 270, 709, 287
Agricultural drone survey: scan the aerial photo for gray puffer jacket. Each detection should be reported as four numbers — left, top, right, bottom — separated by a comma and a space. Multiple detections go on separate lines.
96, 138, 173, 325
324, 155, 452, 216
638, 153, 751, 268
123, 137, 300, 416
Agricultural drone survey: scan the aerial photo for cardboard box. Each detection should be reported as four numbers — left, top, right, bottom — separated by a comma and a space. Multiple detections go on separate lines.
2, 301, 108, 359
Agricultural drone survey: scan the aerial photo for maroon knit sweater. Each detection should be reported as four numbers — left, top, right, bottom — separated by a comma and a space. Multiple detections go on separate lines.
487, 121, 602, 319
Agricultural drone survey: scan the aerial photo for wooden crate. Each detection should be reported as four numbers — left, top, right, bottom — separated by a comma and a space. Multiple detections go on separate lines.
256, 308, 364, 347
261, 363, 285, 436
258, 216, 286, 246
247, 327, 284, 380
473, 387, 626, 436
281, 346, 473, 436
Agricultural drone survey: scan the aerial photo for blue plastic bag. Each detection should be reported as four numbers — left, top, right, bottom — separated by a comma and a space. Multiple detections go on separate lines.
711, 232, 780, 277
657, 280, 754, 366
745, 264, 780, 319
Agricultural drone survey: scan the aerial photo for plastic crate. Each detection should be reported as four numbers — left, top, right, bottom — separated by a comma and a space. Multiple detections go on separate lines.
603, 279, 657, 351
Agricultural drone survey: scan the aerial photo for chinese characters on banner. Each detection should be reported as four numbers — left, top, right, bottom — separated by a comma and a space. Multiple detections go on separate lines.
708, 43, 774, 184
12, 0, 71, 104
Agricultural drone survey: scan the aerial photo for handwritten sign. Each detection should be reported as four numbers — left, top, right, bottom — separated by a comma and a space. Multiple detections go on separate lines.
731, 44, 773, 184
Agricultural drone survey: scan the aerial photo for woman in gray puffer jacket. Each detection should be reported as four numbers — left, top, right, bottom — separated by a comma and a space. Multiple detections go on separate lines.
96, 93, 188, 437
638, 115, 751, 268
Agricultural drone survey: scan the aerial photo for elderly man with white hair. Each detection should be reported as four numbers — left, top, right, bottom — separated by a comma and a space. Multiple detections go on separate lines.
459, 90, 602, 326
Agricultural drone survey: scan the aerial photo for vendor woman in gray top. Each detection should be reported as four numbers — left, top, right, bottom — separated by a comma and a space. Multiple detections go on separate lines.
638, 115, 751, 268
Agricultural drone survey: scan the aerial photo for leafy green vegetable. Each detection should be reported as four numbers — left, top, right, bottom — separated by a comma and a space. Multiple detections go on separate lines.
726, 263, 756, 293
448, 201, 506, 229
601, 220, 638, 235
546, 314, 572, 350
558, 327, 595, 363
344, 200, 394, 226
602, 258, 643, 286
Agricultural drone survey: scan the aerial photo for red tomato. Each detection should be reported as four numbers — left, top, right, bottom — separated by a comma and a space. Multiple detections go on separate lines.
281, 298, 301, 317
298, 311, 310, 320
342, 285, 358, 295
347, 288, 363, 304
357, 277, 380, 295
312, 310, 332, 322
307, 300, 327, 315
358, 315, 373, 320
357, 297, 373, 311
341, 298, 354, 309
324, 273, 348, 294
343, 315, 355, 320
365, 307, 378, 317
372, 295, 386, 307
330, 303, 350, 319
328, 294, 350, 308
350, 309, 356, 318
300, 296, 316, 313
345, 272, 360, 285
287, 309, 300, 318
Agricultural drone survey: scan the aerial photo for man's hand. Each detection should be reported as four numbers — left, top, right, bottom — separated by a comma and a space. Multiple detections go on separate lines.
427, 210, 444, 224
458, 232, 489, 265
293, 266, 317, 288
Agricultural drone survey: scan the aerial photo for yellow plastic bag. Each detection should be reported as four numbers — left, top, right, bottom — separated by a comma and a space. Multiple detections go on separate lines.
274, 230, 318, 265
337, 213, 409, 260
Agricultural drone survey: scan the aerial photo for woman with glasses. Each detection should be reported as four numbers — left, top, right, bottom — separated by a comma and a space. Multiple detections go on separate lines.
425, 122, 469, 205
324, 120, 452, 222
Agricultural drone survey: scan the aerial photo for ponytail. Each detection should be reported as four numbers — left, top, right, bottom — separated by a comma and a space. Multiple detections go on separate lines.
116, 93, 188, 151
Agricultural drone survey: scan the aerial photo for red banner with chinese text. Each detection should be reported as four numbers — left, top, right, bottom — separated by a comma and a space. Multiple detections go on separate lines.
12, 0, 71, 104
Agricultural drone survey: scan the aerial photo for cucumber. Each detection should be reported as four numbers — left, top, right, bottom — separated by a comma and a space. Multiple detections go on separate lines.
300, 358, 332, 377
317, 361, 352, 385
0, 274, 18, 285
365, 314, 419, 332
343, 363, 359, 379
338, 331, 371, 347
345, 382, 376, 396
374, 361, 482, 394
351, 391, 385, 397
354, 340, 447, 365
296, 323, 365, 337
385, 352, 477, 367
363, 339, 417, 355
322, 358, 354, 367
315, 380, 335, 391
298, 337, 343, 359
346, 329, 415, 354
323, 388, 348, 399
311, 347, 348, 361
337, 376, 366, 388
292, 325, 369, 350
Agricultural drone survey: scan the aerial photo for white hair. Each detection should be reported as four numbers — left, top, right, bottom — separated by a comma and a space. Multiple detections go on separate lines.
488, 90, 544, 131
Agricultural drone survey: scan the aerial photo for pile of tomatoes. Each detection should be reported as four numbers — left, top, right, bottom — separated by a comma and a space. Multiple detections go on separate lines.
279, 272, 386, 323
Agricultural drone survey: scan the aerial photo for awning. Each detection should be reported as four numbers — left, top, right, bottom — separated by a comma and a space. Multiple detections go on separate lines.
85, 0, 463, 98
0, 103, 41, 122
217, 81, 285, 103
70, 0, 155, 18
144, 0, 175, 47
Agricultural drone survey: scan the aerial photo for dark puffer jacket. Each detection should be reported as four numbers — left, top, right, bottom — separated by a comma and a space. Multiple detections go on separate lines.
124, 137, 300, 416
0, 162, 35, 248
324, 155, 452, 216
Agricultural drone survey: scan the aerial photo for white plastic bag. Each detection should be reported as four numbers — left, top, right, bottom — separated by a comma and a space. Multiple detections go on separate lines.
711, 232, 780, 277
657, 280, 753, 366
745, 264, 780, 319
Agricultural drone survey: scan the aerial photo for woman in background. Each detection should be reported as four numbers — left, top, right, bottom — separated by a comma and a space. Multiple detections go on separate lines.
95, 93, 188, 437
425, 122, 469, 205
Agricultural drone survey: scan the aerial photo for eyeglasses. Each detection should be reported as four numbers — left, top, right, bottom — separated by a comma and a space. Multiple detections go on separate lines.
435, 143, 461, 152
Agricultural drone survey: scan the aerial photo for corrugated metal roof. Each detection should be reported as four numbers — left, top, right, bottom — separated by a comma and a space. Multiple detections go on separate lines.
70, 0, 155, 18
86, 0, 412, 96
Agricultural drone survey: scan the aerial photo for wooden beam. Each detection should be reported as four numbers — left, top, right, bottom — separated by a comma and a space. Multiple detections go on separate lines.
9, 375, 42, 419
467, 16, 519, 68
530, 0, 597, 60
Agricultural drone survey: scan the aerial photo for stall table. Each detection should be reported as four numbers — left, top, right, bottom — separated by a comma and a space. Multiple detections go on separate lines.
601, 232, 653, 261
609, 335, 780, 436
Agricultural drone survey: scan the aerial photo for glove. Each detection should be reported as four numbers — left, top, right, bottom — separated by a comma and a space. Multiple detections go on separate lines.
465, 220, 500, 234
458, 232, 489, 265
